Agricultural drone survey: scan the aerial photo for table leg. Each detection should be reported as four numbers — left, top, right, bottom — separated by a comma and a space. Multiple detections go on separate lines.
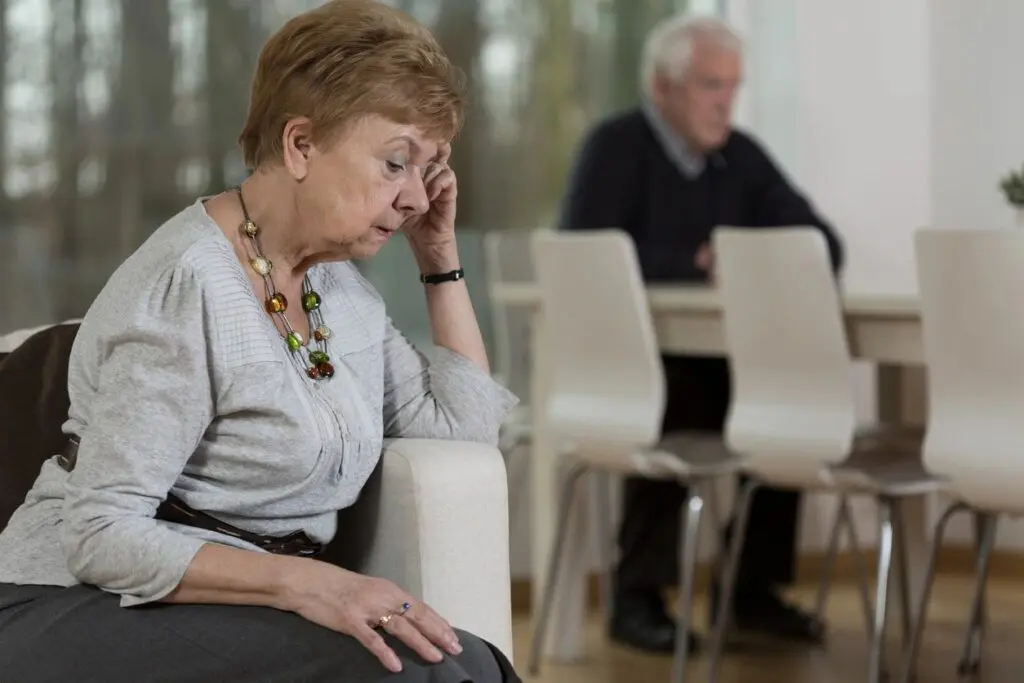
530, 311, 589, 662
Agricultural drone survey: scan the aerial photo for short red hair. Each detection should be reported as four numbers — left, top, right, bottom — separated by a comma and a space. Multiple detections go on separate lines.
238, 0, 466, 170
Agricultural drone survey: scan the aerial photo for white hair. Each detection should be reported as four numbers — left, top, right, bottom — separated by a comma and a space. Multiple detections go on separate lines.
640, 15, 742, 97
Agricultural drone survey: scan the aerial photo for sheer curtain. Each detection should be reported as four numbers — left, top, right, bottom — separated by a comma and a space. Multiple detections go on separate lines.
0, 0, 711, 346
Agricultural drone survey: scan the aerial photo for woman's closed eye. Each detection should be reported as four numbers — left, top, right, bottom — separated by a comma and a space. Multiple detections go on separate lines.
386, 159, 437, 181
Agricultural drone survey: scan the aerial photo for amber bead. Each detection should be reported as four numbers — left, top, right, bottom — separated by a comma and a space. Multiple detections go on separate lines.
251, 256, 272, 276
316, 362, 335, 379
306, 366, 321, 380
302, 292, 322, 312
286, 331, 303, 351
309, 350, 329, 366
265, 293, 288, 314
313, 325, 332, 342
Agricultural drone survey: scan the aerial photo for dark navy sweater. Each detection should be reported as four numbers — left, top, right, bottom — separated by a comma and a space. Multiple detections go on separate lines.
559, 108, 844, 282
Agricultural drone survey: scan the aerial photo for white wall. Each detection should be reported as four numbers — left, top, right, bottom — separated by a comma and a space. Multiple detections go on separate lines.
732, 0, 932, 294
930, 1, 1024, 232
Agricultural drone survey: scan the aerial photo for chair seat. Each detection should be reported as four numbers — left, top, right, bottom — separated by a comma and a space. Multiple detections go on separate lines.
825, 425, 945, 497
641, 431, 744, 479
568, 431, 741, 480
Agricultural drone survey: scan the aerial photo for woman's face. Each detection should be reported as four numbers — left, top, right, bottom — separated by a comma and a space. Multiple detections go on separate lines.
284, 114, 446, 261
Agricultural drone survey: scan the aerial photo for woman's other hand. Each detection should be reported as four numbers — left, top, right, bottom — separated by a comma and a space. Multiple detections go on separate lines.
402, 142, 457, 251
280, 559, 462, 673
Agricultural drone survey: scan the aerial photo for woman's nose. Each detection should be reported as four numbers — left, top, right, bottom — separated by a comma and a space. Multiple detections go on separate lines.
398, 175, 430, 216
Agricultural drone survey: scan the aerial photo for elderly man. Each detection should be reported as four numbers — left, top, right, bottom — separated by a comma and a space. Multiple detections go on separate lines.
559, 15, 844, 653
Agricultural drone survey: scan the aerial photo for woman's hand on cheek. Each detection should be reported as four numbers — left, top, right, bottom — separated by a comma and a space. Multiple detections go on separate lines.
403, 143, 460, 272
403, 143, 456, 250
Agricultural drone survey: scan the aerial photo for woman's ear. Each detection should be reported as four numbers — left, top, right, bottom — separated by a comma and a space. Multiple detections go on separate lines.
281, 117, 315, 181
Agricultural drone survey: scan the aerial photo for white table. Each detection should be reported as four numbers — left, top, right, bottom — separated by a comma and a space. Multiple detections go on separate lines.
493, 283, 927, 662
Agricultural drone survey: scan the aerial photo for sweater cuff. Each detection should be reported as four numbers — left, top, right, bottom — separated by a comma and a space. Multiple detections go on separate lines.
116, 534, 207, 607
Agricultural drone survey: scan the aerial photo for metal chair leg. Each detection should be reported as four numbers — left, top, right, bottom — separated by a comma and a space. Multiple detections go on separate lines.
896, 501, 968, 683
706, 478, 760, 683
840, 495, 876, 637
703, 478, 729, 584
968, 515, 992, 634
868, 497, 896, 683
707, 478, 724, 555
528, 464, 588, 676
816, 494, 873, 635
893, 501, 913, 646
814, 495, 846, 622
956, 513, 998, 678
671, 489, 705, 683
592, 471, 616, 624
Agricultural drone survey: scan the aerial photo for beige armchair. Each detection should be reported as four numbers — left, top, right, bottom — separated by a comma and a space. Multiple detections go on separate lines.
330, 438, 514, 657
0, 323, 514, 659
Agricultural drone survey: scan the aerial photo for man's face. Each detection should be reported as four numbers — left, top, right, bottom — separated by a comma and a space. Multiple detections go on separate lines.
652, 40, 742, 153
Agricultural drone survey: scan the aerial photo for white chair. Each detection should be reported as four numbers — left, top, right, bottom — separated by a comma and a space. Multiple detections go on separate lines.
706, 228, 942, 683
898, 229, 1024, 681
527, 230, 743, 683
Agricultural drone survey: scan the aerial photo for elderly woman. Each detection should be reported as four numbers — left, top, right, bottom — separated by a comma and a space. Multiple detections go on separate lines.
0, 2, 520, 682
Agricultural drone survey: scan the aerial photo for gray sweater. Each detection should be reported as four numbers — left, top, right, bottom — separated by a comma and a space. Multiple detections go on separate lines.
0, 199, 517, 606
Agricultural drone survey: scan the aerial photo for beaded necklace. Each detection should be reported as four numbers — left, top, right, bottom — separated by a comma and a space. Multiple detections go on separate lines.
235, 186, 335, 381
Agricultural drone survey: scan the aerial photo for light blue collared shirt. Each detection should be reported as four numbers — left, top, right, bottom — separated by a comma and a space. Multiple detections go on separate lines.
641, 99, 706, 179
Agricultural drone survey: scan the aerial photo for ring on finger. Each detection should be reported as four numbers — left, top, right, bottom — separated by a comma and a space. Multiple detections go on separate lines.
376, 601, 412, 630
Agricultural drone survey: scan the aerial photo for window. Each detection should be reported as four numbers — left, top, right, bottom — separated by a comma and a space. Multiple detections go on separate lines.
0, 0, 713, 350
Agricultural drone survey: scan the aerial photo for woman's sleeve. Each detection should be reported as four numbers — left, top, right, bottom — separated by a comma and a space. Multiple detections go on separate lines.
60, 262, 216, 607
381, 318, 518, 444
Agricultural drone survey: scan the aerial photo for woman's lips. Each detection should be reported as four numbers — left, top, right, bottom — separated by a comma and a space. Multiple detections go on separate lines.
374, 226, 396, 241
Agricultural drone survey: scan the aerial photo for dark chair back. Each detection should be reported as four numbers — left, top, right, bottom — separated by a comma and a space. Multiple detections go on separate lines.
0, 323, 79, 531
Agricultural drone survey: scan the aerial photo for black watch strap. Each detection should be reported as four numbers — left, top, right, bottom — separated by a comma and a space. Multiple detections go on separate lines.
420, 268, 465, 285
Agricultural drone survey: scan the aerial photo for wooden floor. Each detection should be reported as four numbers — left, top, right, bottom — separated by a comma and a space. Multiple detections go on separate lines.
512, 576, 1024, 682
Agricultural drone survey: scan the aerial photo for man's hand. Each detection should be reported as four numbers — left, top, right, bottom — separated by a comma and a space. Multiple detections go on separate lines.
694, 242, 716, 283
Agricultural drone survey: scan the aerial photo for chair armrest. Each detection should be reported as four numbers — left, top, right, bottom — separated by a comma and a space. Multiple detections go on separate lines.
326, 438, 513, 659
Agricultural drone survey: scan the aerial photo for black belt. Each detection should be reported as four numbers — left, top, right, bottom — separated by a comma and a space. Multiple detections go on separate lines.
59, 437, 325, 557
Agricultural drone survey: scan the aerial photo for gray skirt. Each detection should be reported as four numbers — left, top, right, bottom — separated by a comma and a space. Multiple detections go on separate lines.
0, 584, 520, 683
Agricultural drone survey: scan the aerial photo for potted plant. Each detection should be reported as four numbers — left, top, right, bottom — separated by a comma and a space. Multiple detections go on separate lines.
999, 164, 1024, 225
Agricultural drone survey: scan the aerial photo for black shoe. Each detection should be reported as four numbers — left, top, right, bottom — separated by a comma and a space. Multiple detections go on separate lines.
609, 590, 700, 654
711, 583, 826, 644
